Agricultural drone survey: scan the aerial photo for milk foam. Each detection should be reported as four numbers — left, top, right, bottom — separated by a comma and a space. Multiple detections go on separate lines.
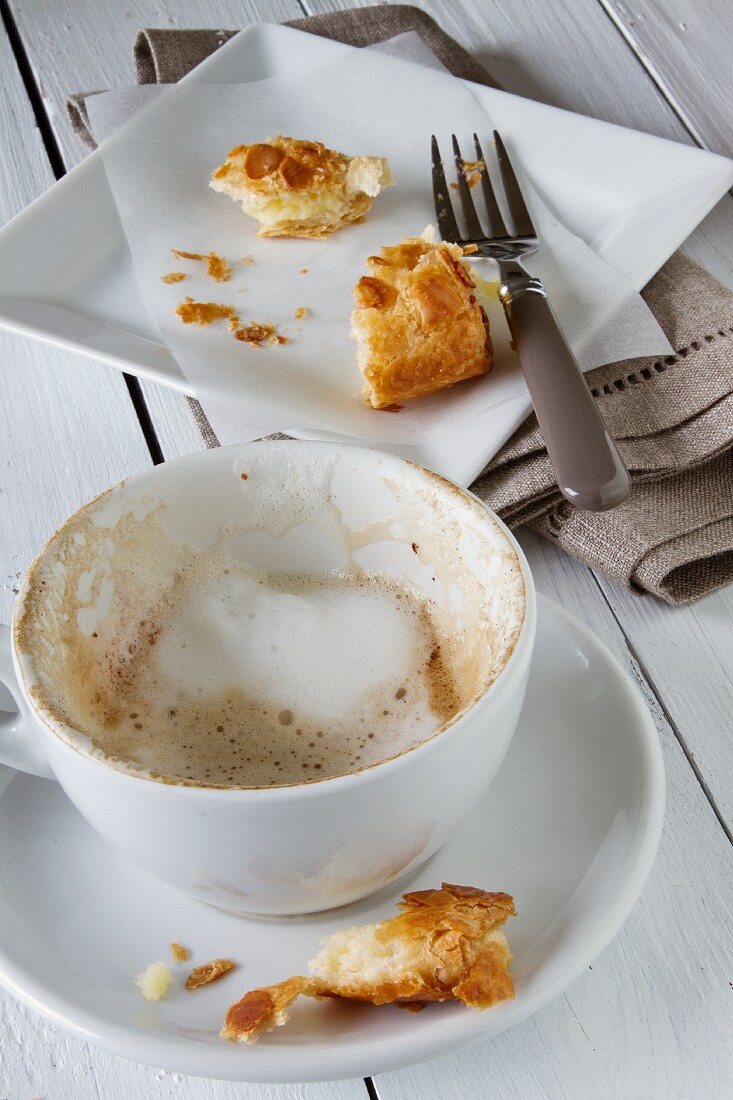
78, 560, 460, 787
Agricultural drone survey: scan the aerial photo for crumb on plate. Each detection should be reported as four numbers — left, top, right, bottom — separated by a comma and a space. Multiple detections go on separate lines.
136, 961, 173, 1001
161, 271, 186, 284
176, 298, 286, 347
186, 958, 236, 990
294, 306, 308, 319
169, 942, 190, 963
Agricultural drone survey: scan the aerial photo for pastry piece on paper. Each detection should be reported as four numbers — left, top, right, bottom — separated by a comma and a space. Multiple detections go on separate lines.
210, 136, 393, 239
351, 235, 493, 409
221, 884, 515, 1043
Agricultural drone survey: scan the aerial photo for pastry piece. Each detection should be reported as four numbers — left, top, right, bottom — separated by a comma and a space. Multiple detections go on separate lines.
169, 942, 190, 963
351, 236, 492, 408
210, 136, 393, 239
221, 884, 515, 1043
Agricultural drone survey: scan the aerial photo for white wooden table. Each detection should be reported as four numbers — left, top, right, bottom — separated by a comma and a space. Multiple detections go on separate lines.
1, 1, 731, 1097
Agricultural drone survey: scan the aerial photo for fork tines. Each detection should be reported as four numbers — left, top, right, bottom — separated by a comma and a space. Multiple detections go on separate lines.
431, 131, 536, 245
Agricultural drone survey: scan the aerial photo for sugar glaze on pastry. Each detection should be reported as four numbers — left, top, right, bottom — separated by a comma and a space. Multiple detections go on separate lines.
210, 136, 393, 239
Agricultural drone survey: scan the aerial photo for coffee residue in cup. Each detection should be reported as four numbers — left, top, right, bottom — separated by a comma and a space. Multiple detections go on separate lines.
58, 563, 463, 789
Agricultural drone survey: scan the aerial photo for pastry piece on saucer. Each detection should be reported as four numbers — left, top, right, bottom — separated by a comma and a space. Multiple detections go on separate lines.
351, 234, 492, 408
210, 136, 393, 239
221, 884, 515, 1043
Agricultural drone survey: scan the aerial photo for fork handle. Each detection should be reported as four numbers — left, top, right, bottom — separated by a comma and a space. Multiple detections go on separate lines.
499, 275, 630, 512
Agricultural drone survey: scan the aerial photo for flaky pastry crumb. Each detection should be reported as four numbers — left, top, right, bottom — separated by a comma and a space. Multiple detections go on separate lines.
172, 249, 232, 282
186, 958, 236, 989
176, 298, 285, 347
136, 961, 173, 1001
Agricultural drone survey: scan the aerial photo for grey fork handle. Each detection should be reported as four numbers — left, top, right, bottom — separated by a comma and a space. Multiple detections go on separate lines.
499, 275, 630, 512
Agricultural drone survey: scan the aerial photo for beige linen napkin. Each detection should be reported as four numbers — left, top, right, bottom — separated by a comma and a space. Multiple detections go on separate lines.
66, 4, 733, 605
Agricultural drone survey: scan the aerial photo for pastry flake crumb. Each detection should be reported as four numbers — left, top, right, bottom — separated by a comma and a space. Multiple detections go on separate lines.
136, 961, 173, 1001
241, 255, 255, 265
176, 299, 285, 348
221, 883, 515, 1042
176, 297, 238, 326
169, 942, 190, 963
294, 307, 309, 320
172, 249, 232, 282
460, 158, 485, 188
299, 268, 309, 274
161, 271, 186, 284
186, 958, 236, 990
231, 320, 276, 346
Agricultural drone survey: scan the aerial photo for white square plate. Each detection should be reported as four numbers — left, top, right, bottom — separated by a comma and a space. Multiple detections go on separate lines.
0, 23, 731, 484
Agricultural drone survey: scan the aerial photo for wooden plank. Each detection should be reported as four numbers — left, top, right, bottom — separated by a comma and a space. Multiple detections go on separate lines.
0, 16, 150, 1099
374, 530, 733, 1099
594, 577, 733, 829
601, 0, 733, 156
0, 27, 155, 625
9, 0, 303, 175
300, 0, 683, 135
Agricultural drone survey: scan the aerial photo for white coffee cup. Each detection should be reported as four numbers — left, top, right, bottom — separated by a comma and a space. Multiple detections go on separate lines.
0, 441, 535, 915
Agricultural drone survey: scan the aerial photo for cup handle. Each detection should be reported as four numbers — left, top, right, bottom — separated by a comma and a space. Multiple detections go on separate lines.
0, 624, 55, 779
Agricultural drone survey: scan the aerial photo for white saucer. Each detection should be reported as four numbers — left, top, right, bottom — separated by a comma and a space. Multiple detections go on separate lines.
0, 597, 663, 1083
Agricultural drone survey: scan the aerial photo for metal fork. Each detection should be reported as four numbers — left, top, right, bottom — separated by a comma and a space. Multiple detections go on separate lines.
432, 131, 630, 511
